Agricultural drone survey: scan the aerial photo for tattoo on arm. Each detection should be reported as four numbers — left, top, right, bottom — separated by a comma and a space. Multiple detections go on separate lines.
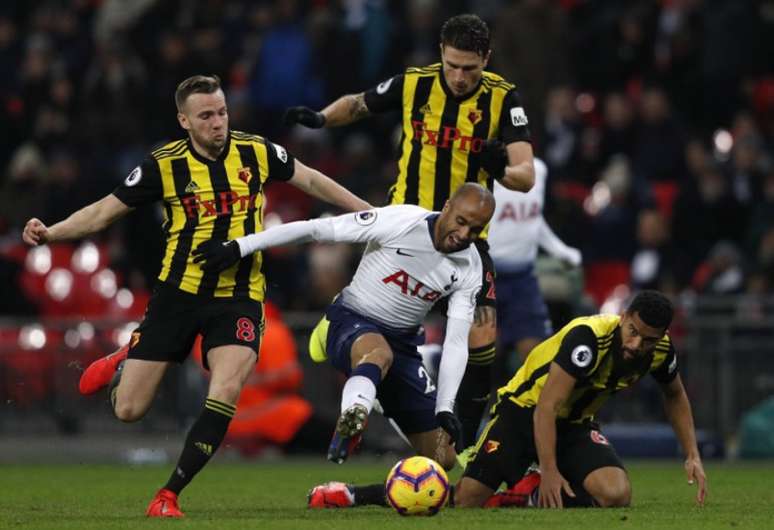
347, 94, 370, 121
473, 306, 496, 326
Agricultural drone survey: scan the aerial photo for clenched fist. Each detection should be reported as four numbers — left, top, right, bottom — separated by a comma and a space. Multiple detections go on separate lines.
23, 218, 49, 246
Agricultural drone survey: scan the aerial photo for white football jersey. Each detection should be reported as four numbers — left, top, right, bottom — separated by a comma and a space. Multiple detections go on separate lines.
488, 158, 580, 271
333, 205, 482, 329
234, 204, 482, 414
488, 158, 548, 268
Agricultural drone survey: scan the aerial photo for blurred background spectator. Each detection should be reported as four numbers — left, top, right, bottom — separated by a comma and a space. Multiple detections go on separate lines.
1, 0, 773, 454
0, 0, 770, 309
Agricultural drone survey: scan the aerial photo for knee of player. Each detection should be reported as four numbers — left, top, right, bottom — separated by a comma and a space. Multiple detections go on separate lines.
361, 348, 393, 374
453, 479, 489, 508
207, 380, 244, 404
113, 400, 145, 423
591, 478, 632, 507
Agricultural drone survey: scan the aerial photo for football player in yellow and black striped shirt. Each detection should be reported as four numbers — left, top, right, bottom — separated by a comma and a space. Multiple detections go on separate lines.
285, 13, 535, 451
304, 291, 707, 511
22, 75, 370, 517
456, 290, 707, 509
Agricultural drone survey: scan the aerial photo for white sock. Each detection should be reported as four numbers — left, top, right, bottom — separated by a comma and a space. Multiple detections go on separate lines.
340, 376, 376, 414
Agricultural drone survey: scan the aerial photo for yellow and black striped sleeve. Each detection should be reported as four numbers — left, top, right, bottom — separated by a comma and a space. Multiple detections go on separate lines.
363, 74, 405, 113
650, 337, 679, 384
112, 156, 163, 207
552, 325, 600, 379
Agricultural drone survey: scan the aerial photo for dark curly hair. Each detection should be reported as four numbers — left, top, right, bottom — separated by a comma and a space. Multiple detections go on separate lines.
440, 14, 490, 58
627, 290, 674, 330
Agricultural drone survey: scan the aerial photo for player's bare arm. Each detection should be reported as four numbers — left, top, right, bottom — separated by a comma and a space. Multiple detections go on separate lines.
284, 94, 371, 130
473, 305, 496, 326
22, 194, 132, 246
660, 374, 707, 506
500, 141, 535, 192
321, 93, 371, 127
533, 362, 577, 508
288, 159, 372, 212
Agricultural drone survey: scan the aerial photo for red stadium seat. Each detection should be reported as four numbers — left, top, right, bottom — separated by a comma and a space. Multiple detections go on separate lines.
552, 181, 590, 207
20, 243, 76, 307
0, 242, 29, 264
584, 260, 631, 306
104, 286, 150, 319
0, 326, 62, 407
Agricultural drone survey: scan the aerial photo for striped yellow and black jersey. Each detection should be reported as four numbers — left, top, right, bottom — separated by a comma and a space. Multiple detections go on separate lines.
364, 64, 531, 218
112, 130, 295, 302
497, 314, 679, 424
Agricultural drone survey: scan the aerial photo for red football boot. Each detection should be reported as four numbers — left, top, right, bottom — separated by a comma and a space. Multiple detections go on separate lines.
146, 488, 184, 518
78, 344, 129, 395
483, 469, 541, 508
307, 482, 355, 508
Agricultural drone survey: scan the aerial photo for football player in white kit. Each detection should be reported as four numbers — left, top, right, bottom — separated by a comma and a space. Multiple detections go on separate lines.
192, 183, 495, 474
488, 158, 581, 375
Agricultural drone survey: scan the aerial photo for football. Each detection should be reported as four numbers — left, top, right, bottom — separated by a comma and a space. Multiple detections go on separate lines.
384, 456, 449, 516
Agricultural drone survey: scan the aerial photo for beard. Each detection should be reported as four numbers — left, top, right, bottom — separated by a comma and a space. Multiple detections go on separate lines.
192, 129, 227, 156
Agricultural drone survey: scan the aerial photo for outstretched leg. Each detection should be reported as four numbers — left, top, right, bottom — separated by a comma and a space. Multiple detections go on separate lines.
328, 332, 393, 464
148, 345, 256, 518
310, 425, 456, 508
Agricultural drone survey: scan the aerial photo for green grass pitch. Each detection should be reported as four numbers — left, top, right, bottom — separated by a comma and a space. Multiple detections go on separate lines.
1, 460, 772, 529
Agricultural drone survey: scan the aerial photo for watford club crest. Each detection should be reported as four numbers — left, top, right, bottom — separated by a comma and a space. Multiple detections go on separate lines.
238, 166, 252, 184
468, 109, 482, 125
484, 440, 500, 453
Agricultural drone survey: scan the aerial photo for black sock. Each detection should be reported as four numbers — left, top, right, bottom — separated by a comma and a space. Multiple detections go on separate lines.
447, 484, 455, 507
352, 483, 388, 506
164, 398, 235, 495
457, 353, 493, 448
562, 484, 596, 507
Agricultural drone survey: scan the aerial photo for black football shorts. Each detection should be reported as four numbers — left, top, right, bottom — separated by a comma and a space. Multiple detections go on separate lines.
463, 400, 625, 491
127, 281, 264, 369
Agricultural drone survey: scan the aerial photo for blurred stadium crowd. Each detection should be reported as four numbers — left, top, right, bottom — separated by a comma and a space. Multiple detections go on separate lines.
1, 0, 774, 320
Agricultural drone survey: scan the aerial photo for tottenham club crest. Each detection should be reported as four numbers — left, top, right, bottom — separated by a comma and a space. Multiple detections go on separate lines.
443, 272, 459, 291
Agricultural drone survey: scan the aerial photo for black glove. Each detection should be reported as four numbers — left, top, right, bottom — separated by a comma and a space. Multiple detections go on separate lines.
479, 139, 508, 180
192, 240, 241, 273
436, 411, 464, 451
283, 106, 326, 128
